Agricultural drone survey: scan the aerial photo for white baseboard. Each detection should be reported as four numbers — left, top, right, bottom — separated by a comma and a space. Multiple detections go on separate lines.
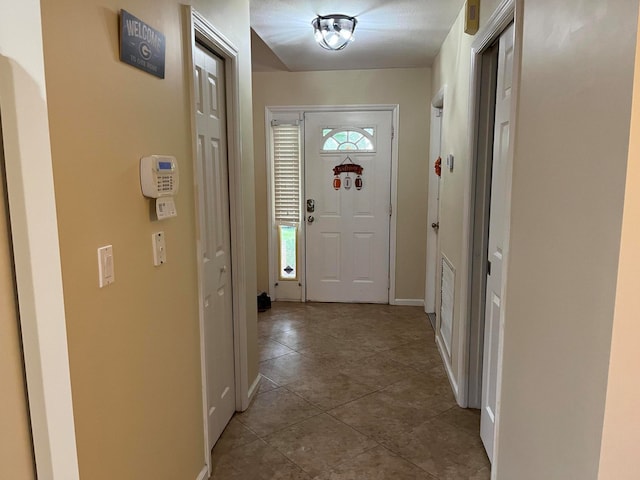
246, 374, 262, 409
196, 466, 208, 480
435, 334, 464, 407
391, 298, 424, 307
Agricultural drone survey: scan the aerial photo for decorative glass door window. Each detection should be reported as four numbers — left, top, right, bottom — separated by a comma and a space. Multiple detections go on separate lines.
278, 225, 297, 279
321, 127, 375, 152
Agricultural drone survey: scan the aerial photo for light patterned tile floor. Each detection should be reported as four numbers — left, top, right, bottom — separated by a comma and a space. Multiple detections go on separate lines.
210, 303, 490, 480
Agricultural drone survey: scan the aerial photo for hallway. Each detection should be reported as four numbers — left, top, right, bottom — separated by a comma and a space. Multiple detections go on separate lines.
210, 303, 490, 479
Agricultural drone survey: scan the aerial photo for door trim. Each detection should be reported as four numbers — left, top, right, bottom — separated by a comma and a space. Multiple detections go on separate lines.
265, 104, 399, 304
0, 2, 80, 478
265, 110, 304, 302
467, 41, 500, 410
186, 7, 252, 474
459, 0, 522, 470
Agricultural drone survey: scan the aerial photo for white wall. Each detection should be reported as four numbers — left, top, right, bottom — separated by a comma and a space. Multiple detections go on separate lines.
495, 1, 638, 478
598, 7, 640, 479
0, 0, 79, 478
433, 0, 639, 477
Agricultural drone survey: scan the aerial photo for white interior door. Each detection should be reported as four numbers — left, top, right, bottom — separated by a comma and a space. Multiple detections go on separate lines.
194, 44, 235, 452
304, 111, 392, 303
481, 22, 515, 461
425, 105, 442, 314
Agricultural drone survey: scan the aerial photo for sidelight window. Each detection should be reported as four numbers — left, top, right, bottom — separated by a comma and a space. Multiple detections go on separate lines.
271, 120, 301, 280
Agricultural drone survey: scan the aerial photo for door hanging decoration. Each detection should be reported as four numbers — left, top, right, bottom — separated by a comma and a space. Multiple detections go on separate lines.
333, 156, 364, 191
434, 156, 442, 177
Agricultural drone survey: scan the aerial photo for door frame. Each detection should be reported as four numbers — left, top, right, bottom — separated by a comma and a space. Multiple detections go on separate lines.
265, 110, 305, 302
0, 2, 80, 478
425, 86, 445, 317
458, 0, 522, 469
265, 104, 400, 304
186, 8, 252, 477
467, 40, 500, 410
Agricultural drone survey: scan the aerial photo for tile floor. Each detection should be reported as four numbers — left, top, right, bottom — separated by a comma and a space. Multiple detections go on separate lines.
210, 302, 490, 480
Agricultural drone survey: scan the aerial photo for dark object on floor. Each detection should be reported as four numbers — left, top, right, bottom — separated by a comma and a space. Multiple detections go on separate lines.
257, 292, 271, 312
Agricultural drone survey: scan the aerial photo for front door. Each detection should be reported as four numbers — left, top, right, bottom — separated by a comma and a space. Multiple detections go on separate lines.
304, 111, 392, 303
481, 22, 515, 461
194, 43, 235, 451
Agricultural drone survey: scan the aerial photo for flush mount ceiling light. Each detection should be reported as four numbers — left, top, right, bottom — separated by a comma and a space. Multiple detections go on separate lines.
311, 14, 357, 51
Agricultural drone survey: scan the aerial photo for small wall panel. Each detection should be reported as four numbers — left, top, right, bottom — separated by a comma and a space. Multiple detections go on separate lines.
440, 255, 455, 357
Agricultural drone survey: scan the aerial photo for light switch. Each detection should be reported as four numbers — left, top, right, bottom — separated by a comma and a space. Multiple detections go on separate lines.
97, 245, 115, 287
152, 232, 166, 266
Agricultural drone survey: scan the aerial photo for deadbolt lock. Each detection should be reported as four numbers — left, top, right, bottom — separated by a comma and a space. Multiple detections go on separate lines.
306, 199, 315, 213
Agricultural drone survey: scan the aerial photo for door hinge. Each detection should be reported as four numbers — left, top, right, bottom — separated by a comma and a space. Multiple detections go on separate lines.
391, 126, 395, 140
389, 204, 392, 216
487, 260, 492, 276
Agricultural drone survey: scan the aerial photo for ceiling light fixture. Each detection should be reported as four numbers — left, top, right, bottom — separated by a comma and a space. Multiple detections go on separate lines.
311, 14, 357, 51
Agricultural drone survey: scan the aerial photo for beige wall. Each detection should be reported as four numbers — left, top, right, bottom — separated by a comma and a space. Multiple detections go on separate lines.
496, 1, 637, 478
40, 1, 257, 478
252, 68, 431, 301
430, 6, 477, 392
479, 0, 503, 26
598, 7, 640, 479
0, 145, 35, 480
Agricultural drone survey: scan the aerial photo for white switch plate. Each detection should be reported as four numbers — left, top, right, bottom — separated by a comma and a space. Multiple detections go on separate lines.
97, 245, 114, 287
152, 232, 166, 266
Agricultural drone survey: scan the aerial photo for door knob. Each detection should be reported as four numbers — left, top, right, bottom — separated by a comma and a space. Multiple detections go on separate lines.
307, 215, 315, 224
431, 222, 439, 230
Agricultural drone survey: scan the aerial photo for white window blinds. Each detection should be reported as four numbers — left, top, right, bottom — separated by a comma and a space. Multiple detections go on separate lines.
272, 121, 301, 225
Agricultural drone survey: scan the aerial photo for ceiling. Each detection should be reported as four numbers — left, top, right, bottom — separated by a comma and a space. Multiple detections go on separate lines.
250, 0, 466, 72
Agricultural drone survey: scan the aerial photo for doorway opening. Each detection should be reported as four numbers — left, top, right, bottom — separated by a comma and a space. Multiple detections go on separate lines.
192, 39, 236, 457
425, 88, 444, 329
304, 110, 393, 303
467, 40, 499, 411
462, 0, 520, 467
187, 8, 254, 478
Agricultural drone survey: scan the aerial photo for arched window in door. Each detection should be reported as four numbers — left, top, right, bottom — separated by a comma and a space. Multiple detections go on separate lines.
321, 127, 375, 152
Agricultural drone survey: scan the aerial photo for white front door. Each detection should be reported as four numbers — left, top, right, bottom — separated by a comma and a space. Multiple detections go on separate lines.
304, 111, 392, 303
194, 44, 235, 451
481, 22, 515, 461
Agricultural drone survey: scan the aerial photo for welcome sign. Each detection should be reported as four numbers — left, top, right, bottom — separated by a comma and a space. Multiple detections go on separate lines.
120, 10, 165, 79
